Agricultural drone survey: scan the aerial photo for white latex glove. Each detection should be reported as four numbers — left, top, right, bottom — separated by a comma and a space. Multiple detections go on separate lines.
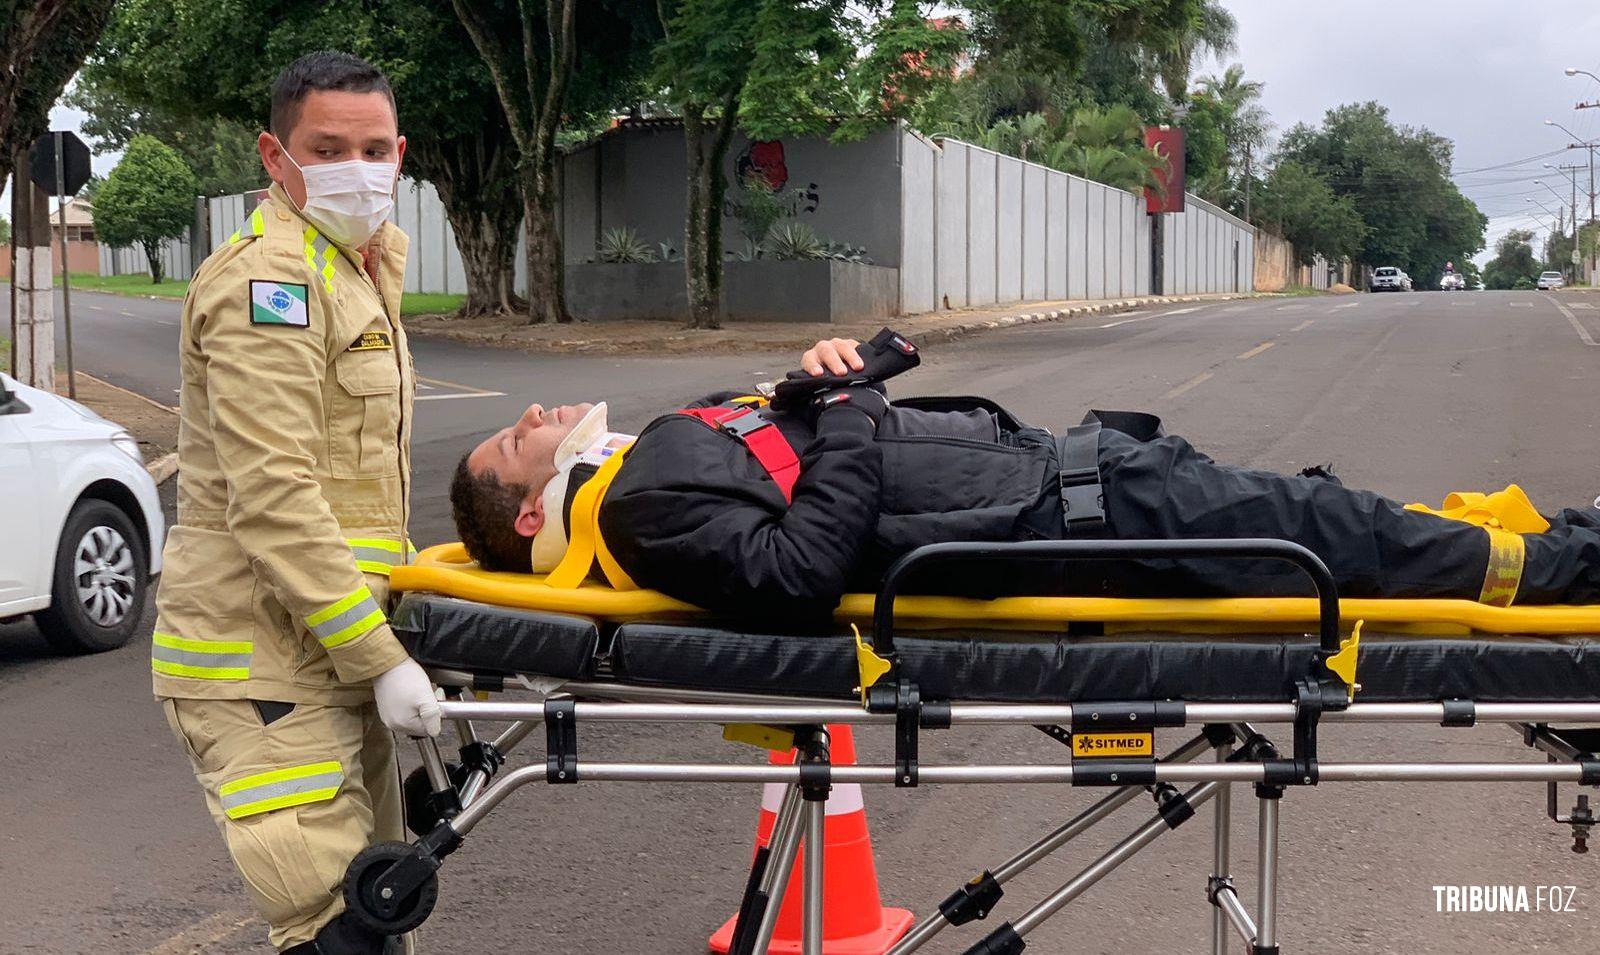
374, 658, 442, 737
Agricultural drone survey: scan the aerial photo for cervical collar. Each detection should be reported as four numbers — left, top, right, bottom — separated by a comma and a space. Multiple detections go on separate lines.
529, 403, 634, 573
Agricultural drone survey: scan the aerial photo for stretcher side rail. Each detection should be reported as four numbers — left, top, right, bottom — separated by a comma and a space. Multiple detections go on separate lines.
871, 538, 1343, 658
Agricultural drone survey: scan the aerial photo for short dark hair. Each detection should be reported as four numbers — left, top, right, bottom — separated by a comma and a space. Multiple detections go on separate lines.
270, 51, 396, 143
450, 453, 535, 573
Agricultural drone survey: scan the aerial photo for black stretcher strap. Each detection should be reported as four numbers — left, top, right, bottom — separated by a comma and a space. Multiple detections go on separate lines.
1058, 423, 1106, 536
545, 698, 578, 784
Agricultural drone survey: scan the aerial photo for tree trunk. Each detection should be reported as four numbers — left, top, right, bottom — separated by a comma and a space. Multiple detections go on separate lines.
682, 108, 718, 330
409, 136, 525, 319
143, 240, 164, 283
681, 96, 739, 330
521, 163, 569, 325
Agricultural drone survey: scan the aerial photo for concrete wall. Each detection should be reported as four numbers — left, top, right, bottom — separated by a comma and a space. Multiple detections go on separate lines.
99, 236, 192, 280
198, 123, 1265, 313
1161, 195, 1255, 295
0, 240, 98, 278
563, 123, 905, 271
912, 136, 1148, 314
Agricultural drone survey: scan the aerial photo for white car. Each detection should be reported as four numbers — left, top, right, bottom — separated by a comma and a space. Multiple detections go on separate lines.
1440, 272, 1465, 291
1371, 266, 1409, 292
1537, 271, 1566, 291
1, 373, 164, 652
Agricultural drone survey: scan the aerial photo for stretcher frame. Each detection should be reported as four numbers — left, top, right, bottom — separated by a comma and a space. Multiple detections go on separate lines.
339, 540, 1600, 954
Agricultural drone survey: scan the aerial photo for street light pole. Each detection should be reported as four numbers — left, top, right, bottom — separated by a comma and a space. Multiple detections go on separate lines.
1547, 118, 1599, 284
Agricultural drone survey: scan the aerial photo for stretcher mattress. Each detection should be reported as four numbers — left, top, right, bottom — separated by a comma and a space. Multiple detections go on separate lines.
392, 593, 1600, 704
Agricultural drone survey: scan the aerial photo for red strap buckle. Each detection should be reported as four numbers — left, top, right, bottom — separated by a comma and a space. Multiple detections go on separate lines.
678, 406, 801, 504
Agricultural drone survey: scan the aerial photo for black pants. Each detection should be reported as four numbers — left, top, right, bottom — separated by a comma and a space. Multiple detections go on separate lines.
1090, 425, 1600, 604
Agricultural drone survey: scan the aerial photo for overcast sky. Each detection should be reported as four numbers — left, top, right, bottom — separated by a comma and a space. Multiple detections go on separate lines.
1220, 0, 1600, 263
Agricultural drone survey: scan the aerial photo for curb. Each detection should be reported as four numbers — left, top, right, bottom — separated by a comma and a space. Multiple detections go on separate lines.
404, 292, 1259, 355
75, 371, 180, 414
146, 452, 179, 486
910, 293, 1246, 347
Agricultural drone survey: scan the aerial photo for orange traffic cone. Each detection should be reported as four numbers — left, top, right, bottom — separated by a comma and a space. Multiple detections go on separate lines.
709, 724, 914, 954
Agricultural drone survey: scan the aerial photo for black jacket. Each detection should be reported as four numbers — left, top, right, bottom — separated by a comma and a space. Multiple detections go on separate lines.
599, 392, 1064, 622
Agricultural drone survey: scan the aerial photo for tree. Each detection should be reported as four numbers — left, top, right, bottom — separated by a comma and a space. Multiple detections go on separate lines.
92, 135, 199, 283
1187, 63, 1268, 211
1278, 102, 1486, 279
654, 0, 961, 329
1144, 0, 1236, 104
1482, 229, 1539, 290
0, 216, 10, 245
64, 79, 266, 197
451, 0, 660, 324
1254, 161, 1366, 264
85, 0, 539, 318
0, 0, 117, 186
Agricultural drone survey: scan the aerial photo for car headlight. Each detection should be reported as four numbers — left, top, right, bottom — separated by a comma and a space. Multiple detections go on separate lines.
111, 430, 145, 464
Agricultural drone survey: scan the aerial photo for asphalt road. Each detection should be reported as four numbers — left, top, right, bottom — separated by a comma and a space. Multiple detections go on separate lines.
3, 288, 1600, 953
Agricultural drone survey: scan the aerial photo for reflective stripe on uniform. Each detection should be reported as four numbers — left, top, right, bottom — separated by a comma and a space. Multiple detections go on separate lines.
218, 760, 344, 819
305, 586, 385, 649
150, 632, 252, 680
225, 207, 267, 246
347, 538, 419, 576
303, 227, 338, 294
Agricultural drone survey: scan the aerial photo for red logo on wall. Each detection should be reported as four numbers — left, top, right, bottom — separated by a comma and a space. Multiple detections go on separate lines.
1143, 127, 1185, 214
738, 141, 789, 191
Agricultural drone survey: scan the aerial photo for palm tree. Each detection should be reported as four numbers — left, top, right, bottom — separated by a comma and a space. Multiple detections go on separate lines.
1149, 1, 1237, 105
1197, 63, 1270, 159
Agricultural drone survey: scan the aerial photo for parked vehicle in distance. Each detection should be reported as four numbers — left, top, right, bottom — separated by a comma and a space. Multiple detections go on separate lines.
1371, 266, 1408, 292
1537, 271, 1566, 291
0, 373, 164, 653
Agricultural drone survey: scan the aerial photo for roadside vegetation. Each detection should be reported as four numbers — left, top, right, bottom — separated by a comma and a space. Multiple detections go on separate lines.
60, 272, 465, 316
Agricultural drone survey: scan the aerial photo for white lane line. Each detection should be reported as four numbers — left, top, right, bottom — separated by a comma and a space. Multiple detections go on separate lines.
1221, 305, 1249, 313
120, 309, 136, 316
1544, 294, 1599, 346
1290, 320, 1314, 333
1236, 341, 1276, 361
155, 319, 177, 327
1333, 302, 1360, 310
1162, 306, 1207, 316
1162, 371, 1214, 400
1096, 311, 1152, 328
1510, 302, 1535, 308
1571, 302, 1596, 310
416, 390, 508, 402
88, 304, 104, 310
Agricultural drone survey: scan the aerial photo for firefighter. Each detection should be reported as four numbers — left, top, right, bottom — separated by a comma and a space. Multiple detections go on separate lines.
153, 51, 438, 954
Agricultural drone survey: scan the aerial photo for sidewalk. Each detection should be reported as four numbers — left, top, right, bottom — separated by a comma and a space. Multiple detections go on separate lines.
60, 372, 180, 484
404, 291, 1262, 355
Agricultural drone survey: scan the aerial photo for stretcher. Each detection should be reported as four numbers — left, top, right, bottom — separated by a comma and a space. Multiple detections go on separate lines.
339, 538, 1600, 955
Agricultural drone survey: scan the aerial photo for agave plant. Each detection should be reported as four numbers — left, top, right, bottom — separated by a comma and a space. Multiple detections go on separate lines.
597, 226, 658, 264
763, 222, 828, 261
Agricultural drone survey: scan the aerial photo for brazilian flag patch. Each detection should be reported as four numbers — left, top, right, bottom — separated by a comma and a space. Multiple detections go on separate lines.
249, 280, 309, 327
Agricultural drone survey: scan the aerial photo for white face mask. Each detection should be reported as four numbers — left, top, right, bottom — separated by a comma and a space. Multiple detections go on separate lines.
277, 139, 397, 248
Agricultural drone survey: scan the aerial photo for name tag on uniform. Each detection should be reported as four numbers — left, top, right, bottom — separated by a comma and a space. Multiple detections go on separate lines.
347, 331, 394, 352
249, 280, 309, 327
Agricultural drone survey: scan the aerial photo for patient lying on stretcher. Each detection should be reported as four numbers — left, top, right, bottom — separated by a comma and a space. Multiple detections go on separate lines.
449, 330, 1600, 623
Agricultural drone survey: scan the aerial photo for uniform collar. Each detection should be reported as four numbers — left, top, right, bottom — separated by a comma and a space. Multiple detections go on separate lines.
265, 181, 409, 322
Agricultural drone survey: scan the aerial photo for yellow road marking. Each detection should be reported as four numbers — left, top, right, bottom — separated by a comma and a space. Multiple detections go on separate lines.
1162, 371, 1214, 400
1236, 341, 1276, 360
142, 909, 260, 955
1290, 320, 1314, 332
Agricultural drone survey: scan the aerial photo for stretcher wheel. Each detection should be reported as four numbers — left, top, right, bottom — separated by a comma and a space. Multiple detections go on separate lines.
343, 841, 439, 936
403, 763, 468, 837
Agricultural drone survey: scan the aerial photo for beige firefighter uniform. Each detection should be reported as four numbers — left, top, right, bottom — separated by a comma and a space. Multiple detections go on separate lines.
154, 183, 416, 950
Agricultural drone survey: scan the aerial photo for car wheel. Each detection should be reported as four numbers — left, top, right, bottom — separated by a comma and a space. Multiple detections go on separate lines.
33, 499, 148, 654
